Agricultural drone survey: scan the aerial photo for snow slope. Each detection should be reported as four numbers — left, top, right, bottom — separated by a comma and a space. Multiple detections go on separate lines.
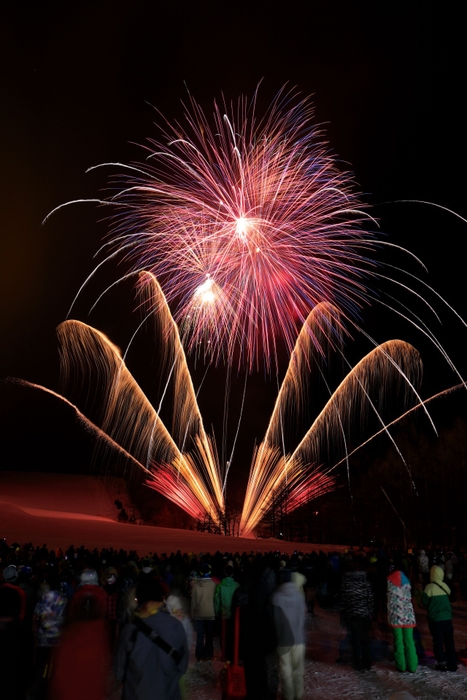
0, 471, 322, 555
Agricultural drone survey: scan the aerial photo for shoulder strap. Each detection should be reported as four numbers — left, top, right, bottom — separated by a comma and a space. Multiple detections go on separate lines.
122, 625, 138, 684
432, 581, 451, 597
133, 615, 182, 665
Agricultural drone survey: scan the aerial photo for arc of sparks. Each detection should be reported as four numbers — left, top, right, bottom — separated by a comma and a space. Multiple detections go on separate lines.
56, 304, 224, 523
240, 312, 424, 536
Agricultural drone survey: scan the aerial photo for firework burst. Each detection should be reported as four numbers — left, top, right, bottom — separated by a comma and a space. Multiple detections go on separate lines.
39, 87, 467, 537
87, 86, 376, 370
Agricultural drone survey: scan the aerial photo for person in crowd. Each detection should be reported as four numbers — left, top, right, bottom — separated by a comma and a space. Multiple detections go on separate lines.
423, 565, 457, 672
0, 564, 27, 700
444, 551, 457, 583
270, 568, 307, 700
49, 567, 111, 700
215, 564, 240, 620
387, 568, 418, 672
100, 566, 120, 646
32, 574, 68, 698
340, 558, 374, 671
215, 563, 240, 660
118, 561, 140, 629
115, 573, 188, 699
166, 590, 192, 700
191, 562, 217, 661
16, 565, 37, 694
417, 549, 430, 588
233, 555, 279, 700
291, 570, 307, 600
69, 568, 108, 619
166, 590, 192, 648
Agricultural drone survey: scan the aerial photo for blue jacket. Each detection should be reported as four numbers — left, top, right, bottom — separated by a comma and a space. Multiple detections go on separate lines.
115, 604, 188, 700
271, 582, 306, 654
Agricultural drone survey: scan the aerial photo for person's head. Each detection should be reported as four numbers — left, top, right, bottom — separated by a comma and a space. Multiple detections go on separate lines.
199, 563, 211, 578
2, 565, 18, 583
43, 573, 61, 592
430, 565, 445, 583
136, 574, 164, 605
394, 558, 409, 577
80, 569, 99, 586
100, 567, 118, 586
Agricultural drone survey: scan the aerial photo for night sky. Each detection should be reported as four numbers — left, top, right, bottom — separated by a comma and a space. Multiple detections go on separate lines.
1, 3, 467, 498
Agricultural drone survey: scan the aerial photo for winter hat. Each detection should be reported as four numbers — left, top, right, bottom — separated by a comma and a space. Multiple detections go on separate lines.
101, 567, 118, 586
291, 571, 307, 591
199, 563, 211, 577
80, 569, 99, 586
2, 565, 18, 583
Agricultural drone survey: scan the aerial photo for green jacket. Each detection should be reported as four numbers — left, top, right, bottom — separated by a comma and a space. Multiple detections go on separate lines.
422, 565, 452, 622
214, 576, 239, 619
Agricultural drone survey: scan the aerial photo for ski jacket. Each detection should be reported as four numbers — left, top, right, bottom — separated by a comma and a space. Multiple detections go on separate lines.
191, 577, 217, 620
387, 570, 416, 628
422, 565, 452, 622
271, 581, 307, 653
340, 570, 373, 618
214, 576, 240, 619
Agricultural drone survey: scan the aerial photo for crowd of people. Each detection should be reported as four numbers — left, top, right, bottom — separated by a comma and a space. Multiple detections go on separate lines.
1, 538, 466, 699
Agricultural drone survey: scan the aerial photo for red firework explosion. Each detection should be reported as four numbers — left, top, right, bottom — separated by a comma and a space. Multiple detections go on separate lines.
99, 86, 377, 369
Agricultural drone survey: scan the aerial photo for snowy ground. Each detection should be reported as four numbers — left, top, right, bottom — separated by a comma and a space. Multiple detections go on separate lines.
2, 471, 467, 698
176, 603, 467, 700
109, 604, 467, 700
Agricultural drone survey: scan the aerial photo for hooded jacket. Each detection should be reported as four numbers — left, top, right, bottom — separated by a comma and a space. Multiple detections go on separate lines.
387, 570, 416, 628
422, 565, 452, 622
214, 576, 240, 619
191, 576, 217, 620
271, 581, 306, 653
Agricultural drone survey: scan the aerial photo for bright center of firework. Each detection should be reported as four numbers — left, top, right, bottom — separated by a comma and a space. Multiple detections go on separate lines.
235, 215, 261, 252
235, 216, 249, 241
194, 277, 216, 305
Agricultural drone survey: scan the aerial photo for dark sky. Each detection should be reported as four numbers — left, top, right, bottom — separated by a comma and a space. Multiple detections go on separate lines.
1, 2, 467, 488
